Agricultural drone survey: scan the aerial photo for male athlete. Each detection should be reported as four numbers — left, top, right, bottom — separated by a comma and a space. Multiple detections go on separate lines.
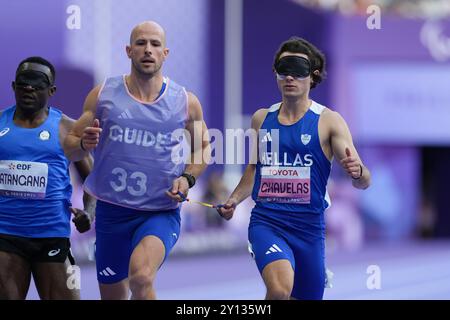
0, 57, 95, 300
64, 21, 210, 300
218, 37, 371, 300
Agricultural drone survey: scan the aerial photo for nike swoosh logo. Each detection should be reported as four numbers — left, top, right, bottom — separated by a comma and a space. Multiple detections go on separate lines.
48, 249, 61, 257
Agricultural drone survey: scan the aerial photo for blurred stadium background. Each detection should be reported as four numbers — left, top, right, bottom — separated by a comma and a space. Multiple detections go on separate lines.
1, 0, 450, 299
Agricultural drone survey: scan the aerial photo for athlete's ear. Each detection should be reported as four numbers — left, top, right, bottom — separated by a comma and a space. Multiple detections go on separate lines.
163, 47, 169, 60
126, 45, 132, 59
48, 85, 57, 96
11, 81, 16, 92
311, 70, 320, 87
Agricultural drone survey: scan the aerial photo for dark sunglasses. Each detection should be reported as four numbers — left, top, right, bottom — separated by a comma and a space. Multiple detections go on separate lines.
15, 82, 51, 91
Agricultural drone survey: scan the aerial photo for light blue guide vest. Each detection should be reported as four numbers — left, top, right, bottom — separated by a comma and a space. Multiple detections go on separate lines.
85, 76, 189, 211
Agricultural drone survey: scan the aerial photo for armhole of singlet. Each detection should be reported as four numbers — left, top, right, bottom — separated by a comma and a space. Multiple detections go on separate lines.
57, 110, 70, 160
312, 101, 333, 164
259, 103, 280, 129
93, 78, 108, 121
97, 78, 107, 100
254, 105, 276, 164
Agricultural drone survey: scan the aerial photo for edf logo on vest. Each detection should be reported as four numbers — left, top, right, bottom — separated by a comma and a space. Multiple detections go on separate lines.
9, 163, 32, 171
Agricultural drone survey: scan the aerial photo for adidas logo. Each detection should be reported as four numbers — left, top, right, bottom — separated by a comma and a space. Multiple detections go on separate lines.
99, 267, 117, 277
261, 132, 272, 143
265, 244, 283, 255
118, 109, 133, 119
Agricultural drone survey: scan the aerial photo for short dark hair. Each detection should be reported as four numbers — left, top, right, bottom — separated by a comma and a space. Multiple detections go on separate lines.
16, 56, 56, 84
273, 37, 326, 89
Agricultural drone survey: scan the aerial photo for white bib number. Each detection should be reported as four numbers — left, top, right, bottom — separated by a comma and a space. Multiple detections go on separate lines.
110, 167, 147, 196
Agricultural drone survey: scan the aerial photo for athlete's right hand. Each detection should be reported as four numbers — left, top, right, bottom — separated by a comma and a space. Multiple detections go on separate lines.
81, 119, 102, 151
71, 207, 92, 233
166, 176, 189, 202
217, 199, 237, 221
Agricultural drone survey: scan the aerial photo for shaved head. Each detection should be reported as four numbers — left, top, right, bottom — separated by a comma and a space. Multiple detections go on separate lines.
130, 21, 166, 46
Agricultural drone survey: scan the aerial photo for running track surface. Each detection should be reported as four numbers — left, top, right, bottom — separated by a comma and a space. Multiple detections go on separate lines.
26, 240, 450, 300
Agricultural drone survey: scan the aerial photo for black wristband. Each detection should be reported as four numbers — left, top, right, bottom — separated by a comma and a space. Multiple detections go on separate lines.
181, 173, 196, 188
80, 138, 86, 151
352, 164, 363, 180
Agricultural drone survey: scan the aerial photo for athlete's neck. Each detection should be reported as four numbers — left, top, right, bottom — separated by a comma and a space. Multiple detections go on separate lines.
14, 106, 49, 128
280, 95, 311, 120
126, 71, 165, 103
